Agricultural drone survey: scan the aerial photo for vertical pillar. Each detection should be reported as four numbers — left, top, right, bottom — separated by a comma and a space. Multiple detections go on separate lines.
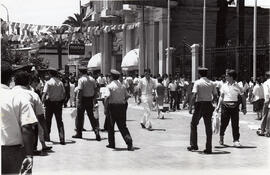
103, 31, 112, 75
191, 44, 200, 82
138, 6, 145, 76
159, 17, 167, 75
126, 29, 135, 53
122, 28, 127, 59
99, 32, 104, 73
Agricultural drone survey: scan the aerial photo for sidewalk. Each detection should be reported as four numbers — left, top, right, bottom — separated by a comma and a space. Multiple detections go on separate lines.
33, 99, 270, 174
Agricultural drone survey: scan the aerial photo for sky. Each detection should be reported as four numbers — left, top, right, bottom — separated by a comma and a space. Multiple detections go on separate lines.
0, 0, 270, 26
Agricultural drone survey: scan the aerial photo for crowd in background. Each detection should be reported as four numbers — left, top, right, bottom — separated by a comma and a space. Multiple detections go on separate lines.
2, 61, 270, 174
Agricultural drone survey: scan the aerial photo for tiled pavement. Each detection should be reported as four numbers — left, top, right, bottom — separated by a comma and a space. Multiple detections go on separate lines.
33, 99, 270, 175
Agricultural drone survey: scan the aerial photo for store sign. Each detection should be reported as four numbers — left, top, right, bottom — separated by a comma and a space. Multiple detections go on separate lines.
69, 44, 85, 55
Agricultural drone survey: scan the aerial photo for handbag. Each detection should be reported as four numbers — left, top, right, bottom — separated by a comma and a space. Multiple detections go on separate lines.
212, 112, 220, 134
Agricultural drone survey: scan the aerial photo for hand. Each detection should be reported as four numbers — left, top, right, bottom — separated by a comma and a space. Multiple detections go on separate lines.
242, 108, 247, 115
20, 156, 33, 175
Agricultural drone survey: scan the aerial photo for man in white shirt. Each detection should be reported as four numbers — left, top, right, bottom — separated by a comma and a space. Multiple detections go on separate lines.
1, 61, 37, 174
138, 70, 156, 130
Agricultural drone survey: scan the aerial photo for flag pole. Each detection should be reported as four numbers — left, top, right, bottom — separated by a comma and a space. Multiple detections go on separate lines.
253, 0, 257, 82
202, 0, 206, 67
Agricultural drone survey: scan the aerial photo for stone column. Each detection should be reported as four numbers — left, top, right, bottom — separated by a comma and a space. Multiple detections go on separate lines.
158, 17, 168, 75
191, 44, 200, 82
103, 31, 112, 75
138, 7, 145, 76
99, 32, 104, 73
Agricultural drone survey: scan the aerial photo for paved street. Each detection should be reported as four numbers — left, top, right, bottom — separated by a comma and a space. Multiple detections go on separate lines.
33, 99, 270, 175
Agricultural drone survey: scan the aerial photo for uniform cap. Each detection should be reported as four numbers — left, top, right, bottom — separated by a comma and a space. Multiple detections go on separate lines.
197, 67, 208, 71
110, 69, 120, 75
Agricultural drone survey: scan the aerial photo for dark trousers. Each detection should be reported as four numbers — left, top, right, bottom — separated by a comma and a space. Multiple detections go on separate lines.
76, 97, 99, 134
261, 103, 269, 132
45, 101, 65, 142
34, 115, 49, 148
190, 101, 213, 151
2, 145, 25, 174
108, 103, 132, 146
170, 91, 177, 110
220, 104, 240, 141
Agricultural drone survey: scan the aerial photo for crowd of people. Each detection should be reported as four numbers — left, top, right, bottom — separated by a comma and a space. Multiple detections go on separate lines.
1, 60, 270, 174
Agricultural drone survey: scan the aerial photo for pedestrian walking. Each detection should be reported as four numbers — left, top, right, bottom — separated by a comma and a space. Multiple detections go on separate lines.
138, 70, 156, 130
105, 70, 133, 150
168, 78, 178, 111
251, 77, 264, 120
155, 77, 166, 119
215, 69, 247, 147
69, 77, 76, 107
42, 69, 66, 144
257, 71, 270, 137
72, 67, 101, 141
1, 61, 38, 174
187, 67, 217, 154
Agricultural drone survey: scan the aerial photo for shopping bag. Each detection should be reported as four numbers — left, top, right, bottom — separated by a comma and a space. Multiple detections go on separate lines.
71, 108, 77, 119
212, 112, 220, 134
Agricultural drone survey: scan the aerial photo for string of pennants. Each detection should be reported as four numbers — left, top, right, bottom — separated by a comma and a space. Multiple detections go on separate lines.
1, 20, 140, 42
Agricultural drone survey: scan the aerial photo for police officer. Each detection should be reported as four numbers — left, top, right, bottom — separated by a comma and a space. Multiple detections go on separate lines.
187, 67, 217, 154
42, 69, 66, 145
72, 67, 101, 141
106, 70, 133, 151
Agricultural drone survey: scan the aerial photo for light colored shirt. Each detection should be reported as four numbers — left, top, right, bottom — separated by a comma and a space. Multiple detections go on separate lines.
77, 75, 96, 97
220, 82, 243, 102
97, 76, 106, 85
43, 77, 65, 101
168, 82, 177, 91
138, 77, 156, 96
13, 86, 44, 116
252, 84, 264, 101
192, 77, 217, 102
263, 79, 270, 102
107, 80, 129, 104
1, 84, 37, 146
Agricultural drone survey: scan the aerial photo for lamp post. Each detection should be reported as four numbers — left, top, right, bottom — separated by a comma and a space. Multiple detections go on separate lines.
166, 0, 171, 74
202, 0, 206, 67
1, 3, 9, 35
253, 0, 257, 82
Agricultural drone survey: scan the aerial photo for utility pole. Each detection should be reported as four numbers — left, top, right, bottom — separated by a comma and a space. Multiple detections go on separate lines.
202, 0, 206, 67
253, 0, 257, 82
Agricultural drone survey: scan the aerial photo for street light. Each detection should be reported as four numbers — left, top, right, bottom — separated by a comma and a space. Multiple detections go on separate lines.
202, 0, 206, 67
1, 3, 9, 34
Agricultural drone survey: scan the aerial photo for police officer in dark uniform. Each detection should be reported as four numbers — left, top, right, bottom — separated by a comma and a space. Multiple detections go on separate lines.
72, 67, 101, 141
105, 70, 133, 151
187, 67, 217, 154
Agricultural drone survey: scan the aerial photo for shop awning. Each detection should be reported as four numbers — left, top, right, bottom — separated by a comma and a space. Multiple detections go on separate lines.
121, 49, 139, 71
87, 53, 101, 70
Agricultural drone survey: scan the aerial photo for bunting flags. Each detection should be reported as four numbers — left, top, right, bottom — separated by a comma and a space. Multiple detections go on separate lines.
1, 20, 140, 43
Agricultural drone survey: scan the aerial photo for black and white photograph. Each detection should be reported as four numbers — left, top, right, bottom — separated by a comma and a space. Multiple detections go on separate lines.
1, 0, 270, 174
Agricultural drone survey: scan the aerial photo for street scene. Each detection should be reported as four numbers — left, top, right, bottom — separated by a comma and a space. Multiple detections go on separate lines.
1, 0, 270, 174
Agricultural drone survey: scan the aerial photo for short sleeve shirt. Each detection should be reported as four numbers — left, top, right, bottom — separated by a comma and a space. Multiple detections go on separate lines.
77, 75, 96, 97
252, 84, 264, 101
220, 82, 243, 102
192, 77, 217, 102
107, 80, 128, 104
138, 77, 156, 96
1, 84, 37, 146
43, 77, 65, 101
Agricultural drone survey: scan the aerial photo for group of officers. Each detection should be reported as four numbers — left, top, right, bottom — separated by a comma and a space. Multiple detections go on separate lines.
3, 58, 266, 174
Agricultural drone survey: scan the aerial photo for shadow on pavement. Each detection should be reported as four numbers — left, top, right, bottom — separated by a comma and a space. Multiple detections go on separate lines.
113, 147, 140, 151
52, 140, 76, 145
214, 145, 257, 149
148, 128, 166, 131
82, 138, 107, 141
197, 150, 230, 155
